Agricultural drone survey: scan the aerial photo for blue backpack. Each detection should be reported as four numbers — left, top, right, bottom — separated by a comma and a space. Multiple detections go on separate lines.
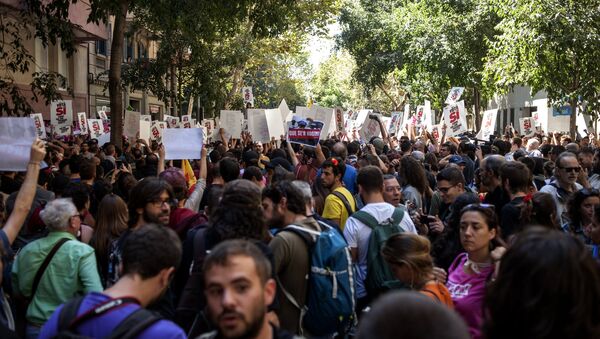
280, 221, 355, 337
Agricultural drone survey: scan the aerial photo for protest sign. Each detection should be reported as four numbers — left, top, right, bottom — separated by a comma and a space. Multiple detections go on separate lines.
98, 110, 108, 120
296, 106, 317, 120
402, 104, 411, 129
314, 106, 334, 139
430, 124, 443, 141
247, 109, 270, 143
287, 116, 324, 147
354, 109, 371, 129
124, 111, 141, 138
266, 109, 285, 140
334, 107, 345, 133
219, 110, 243, 139
88, 119, 104, 138
166, 115, 180, 128
139, 120, 151, 143
51, 100, 73, 136
30, 113, 47, 139
279, 99, 292, 122
140, 115, 151, 122
445, 87, 465, 105
97, 132, 111, 147
477, 109, 498, 141
242, 87, 254, 107
359, 114, 382, 141
202, 119, 215, 138
77, 112, 89, 135
519, 117, 535, 137
424, 100, 433, 128
181, 115, 191, 122
443, 100, 468, 137
150, 121, 163, 144
348, 110, 359, 121
163, 128, 203, 160
0, 118, 37, 171
389, 112, 402, 135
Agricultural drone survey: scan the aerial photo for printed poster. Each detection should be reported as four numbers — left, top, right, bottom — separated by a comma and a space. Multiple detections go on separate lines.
478, 109, 498, 141
334, 107, 345, 133
430, 124, 442, 141
242, 87, 254, 107
88, 119, 104, 138
29, 113, 47, 139
445, 87, 465, 105
443, 101, 468, 137
51, 100, 73, 136
287, 116, 324, 147
124, 111, 141, 138
98, 110, 108, 120
77, 112, 89, 135
150, 121, 164, 144
519, 117, 535, 137
359, 114, 382, 141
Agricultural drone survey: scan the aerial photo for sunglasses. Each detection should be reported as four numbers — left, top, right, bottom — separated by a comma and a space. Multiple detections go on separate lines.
559, 166, 581, 173
461, 203, 496, 213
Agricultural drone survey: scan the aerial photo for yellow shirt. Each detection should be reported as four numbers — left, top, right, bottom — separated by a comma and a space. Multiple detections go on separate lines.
322, 186, 356, 230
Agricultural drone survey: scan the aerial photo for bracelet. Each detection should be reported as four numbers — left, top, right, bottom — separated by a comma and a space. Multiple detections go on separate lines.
28, 161, 40, 166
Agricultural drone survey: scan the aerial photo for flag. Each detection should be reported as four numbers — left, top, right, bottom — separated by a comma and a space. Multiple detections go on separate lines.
182, 159, 197, 188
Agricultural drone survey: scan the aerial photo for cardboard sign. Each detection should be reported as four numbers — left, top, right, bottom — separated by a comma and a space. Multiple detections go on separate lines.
402, 104, 411, 129
445, 87, 465, 105
30, 113, 47, 139
478, 109, 498, 141
51, 100, 73, 136
287, 116, 324, 147
88, 119, 104, 138
279, 99, 292, 122
443, 101, 468, 137
140, 115, 152, 122
388, 112, 402, 135
265, 109, 285, 140
519, 117, 535, 137
124, 111, 141, 138
242, 87, 254, 107
219, 110, 243, 139
139, 120, 151, 144
359, 114, 382, 141
247, 109, 270, 143
77, 112, 89, 135
150, 121, 163, 144
163, 128, 203, 160
0, 118, 37, 171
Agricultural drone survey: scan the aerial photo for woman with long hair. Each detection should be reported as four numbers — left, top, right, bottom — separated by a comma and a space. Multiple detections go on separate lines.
382, 233, 453, 307
564, 188, 600, 244
399, 156, 432, 213
516, 192, 559, 238
446, 204, 506, 339
89, 194, 128, 287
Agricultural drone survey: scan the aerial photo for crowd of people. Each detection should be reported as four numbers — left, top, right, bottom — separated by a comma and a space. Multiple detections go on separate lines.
0, 116, 600, 339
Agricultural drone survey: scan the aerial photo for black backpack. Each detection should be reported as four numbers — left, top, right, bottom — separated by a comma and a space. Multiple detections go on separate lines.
53, 297, 160, 339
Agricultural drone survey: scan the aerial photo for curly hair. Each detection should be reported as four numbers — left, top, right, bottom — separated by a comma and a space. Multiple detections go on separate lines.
483, 227, 600, 339
209, 179, 267, 242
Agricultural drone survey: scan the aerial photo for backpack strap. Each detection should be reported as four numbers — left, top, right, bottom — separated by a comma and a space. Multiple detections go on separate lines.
57, 296, 85, 333
30, 238, 70, 299
389, 206, 406, 227
331, 191, 354, 216
106, 308, 161, 339
351, 211, 379, 229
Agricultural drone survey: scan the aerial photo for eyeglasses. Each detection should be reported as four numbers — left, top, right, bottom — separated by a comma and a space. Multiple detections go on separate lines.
558, 166, 581, 173
148, 199, 173, 208
437, 184, 457, 194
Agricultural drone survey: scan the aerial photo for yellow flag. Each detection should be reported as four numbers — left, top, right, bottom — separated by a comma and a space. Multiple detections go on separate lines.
307, 97, 313, 108
181, 159, 197, 188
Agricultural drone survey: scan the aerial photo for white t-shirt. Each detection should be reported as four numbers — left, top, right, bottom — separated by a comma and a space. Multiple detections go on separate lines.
343, 202, 417, 298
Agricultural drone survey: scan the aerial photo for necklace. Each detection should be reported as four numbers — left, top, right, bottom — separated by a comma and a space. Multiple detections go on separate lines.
464, 254, 492, 274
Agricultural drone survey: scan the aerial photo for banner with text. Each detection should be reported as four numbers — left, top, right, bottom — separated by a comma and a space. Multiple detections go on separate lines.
287, 116, 324, 147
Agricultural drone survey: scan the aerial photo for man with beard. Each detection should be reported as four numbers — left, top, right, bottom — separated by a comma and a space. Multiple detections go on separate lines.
321, 157, 356, 230
541, 152, 583, 225
128, 177, 174, 229
39, 224, 185, 338
200, 240, 298, 339
262, 181, 320, 335
480, 155, 510, 221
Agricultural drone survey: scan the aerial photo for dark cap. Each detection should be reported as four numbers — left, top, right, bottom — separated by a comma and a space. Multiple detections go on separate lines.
262, 157, 293, 172
243, 150, 260, 165
448, 155, 466, 165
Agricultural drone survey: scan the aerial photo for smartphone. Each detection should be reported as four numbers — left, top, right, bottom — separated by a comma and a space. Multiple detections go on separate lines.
116, 160, 124, 168
419, 214, 431, 225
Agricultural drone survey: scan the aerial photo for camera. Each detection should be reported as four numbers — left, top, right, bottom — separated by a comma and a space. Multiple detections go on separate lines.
368, 114, 379, 120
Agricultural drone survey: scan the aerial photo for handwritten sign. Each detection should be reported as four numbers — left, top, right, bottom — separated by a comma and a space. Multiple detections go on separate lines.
30, 113, 47, 139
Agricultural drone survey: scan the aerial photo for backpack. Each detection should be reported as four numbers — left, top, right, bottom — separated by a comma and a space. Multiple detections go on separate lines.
279, 220, 355, 337
351, 206, 406, 298
53, 296, 160, 339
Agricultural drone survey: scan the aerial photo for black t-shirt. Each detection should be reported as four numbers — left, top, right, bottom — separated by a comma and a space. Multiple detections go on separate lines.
483, 185, 510, 223
500, 197, 524, 239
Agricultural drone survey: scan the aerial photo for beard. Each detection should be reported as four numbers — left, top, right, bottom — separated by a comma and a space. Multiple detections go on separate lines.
143, 207, 170, 226
215, 304, 266, 339
266, 210, 286, 229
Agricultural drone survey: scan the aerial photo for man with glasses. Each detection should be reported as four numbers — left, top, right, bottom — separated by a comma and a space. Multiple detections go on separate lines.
127, 178, 175, 229
427, 167, 467, 234
541, 152, 583, 225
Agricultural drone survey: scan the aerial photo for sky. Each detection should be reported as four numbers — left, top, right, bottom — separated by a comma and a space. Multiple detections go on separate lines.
307, 23, 341, 70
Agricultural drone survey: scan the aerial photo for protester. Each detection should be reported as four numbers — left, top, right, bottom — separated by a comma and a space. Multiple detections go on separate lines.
540, 152, 583, 225
563, 188, 600, 244
499, 161, 531, 238
399, 156, 431, 212
321, 157, 356, 229
516, 192, 559, 234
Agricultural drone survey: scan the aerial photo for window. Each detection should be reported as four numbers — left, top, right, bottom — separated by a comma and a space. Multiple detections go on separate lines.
124, 37, 133, 62
34, 38, 48, 72
96, 40, 107, 56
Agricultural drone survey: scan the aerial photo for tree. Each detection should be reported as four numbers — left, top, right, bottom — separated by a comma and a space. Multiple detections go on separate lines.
483, 0, 600, 138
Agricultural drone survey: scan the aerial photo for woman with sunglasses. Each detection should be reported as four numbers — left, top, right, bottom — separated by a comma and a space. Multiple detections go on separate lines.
564, 188, 600, 245
382, 233, 454, 308
446, 204, 505, 339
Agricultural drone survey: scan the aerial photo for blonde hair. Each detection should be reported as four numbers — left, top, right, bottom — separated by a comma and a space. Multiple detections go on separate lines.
382, 233, 434, 288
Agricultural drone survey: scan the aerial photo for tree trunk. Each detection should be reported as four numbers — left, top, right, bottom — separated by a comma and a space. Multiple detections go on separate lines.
108, 0, 130, 149
570, 98, 577, 140
474, 87, 481, 131
377, 84, 400, 111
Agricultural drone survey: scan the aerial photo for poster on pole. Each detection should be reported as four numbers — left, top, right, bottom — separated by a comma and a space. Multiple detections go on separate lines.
51, 100, 73, 136
88, 119, 104, 139
139, 120, 151, 144
124, 111, 141, 139
247, 109, 270, 143
359, 114, 382, 141
519, 117, 535, 137
219, 110, 243, 139
265, 109, 285, 140
0, 118, 37, 171
77, 112, 89, 135
443, 100, 468, 137
30, 113, 47, 139
445, 87, 465, 105
163, 128, 203, 160
242, 87, 254, 107
287, 116, 324, 147
150, 121, 164, 144
477, 109, 498, 141
97, 110, 108, 120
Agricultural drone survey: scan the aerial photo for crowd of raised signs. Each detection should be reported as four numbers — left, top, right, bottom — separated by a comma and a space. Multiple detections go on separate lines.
0, 101, 600, 339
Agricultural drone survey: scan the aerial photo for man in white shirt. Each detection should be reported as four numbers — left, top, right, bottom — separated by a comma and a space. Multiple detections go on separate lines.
343, 166, 416, 311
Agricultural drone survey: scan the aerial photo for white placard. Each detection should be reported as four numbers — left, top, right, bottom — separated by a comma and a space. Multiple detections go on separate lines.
181, 114, 191, 122
139, 120, 151, 143
354, 109, 371, 129
296, 106, 316, 120
478, 109, 498, 141
98, 110, 108, 120
265, 108, 285, 139
124, 111, 141, 138
389, 112, 402, 135
445, 87, 465, 105
219, 110, 243, 139
140, 115, 151, 122
51, 100, 73, 136
402, 104, 411, 130
30, 113, 47, 139
77, 112, 89, 135
247, 109, 270, 143
150, 121, 163, 144
97, 132, 111, 146
0, 118, 37, 171
279, 99, 291, 122
359, 114, 382, 141
88, 119, 104, 138
314, 106, 335, 139
163, 128, 203, 160
242, 87, 254, 107
519, 117, 535, 137
443, 101, 468, 137
423, 100, 433, 128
